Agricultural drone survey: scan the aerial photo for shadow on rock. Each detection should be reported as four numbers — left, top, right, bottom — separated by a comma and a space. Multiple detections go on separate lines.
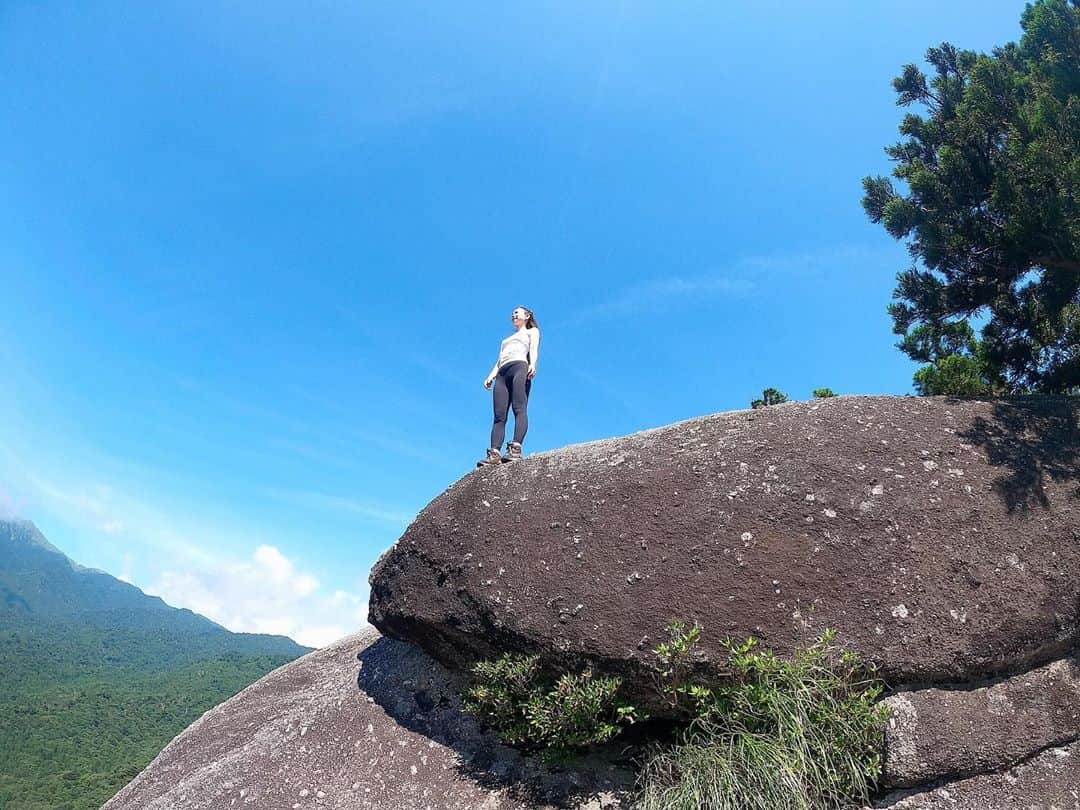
356, 635, 633, 809
959, 397, 1080, 512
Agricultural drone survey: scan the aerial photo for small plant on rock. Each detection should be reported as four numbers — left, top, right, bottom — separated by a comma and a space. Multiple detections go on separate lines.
751, 387, 789, 409
652, 620, 703, 711
462, 652, 641, 759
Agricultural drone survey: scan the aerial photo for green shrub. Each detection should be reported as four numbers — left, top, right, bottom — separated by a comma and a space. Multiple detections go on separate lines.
525, 671, 638, 751
812, 387, 838, 398
636, 627, 888, 810
750, 387, 789, 409
462, 653, 640, 758
462, 653, 542, 745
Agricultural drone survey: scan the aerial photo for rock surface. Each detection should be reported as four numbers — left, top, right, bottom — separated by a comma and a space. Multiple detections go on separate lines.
370, 396, 1080, 701
884, 654, 1080, 788
877, 738, 1080, 809
103, 627, 632, 810
103, 626, 1080, 810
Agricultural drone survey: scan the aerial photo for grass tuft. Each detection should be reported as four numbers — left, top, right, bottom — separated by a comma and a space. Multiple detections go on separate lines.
635, 628, 888, 810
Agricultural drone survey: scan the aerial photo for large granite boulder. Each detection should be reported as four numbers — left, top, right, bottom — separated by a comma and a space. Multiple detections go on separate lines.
369, 395, 1080, 797
103, 627, 632, 810
370, 396, 1080, 694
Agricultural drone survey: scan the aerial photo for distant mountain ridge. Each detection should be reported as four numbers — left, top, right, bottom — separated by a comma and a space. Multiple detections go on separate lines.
0, 517, 313, 810
2, 517, 180, 617
0, 517, 307, 659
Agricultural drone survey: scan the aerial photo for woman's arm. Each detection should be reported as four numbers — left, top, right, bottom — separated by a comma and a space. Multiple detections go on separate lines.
484, 358, 499, 388
528, 328, 540, 378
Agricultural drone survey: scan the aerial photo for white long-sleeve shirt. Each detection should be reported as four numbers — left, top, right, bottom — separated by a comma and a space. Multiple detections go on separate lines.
489, 327, 540, 377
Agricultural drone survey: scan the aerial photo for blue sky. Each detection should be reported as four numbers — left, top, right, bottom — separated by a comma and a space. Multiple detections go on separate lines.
0, 1, 1025, 646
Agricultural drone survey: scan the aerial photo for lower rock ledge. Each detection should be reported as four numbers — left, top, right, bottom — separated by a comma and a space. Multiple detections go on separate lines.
874, 738, 1080, 809
884, 654, 1080, 788
103, 627, 634, 810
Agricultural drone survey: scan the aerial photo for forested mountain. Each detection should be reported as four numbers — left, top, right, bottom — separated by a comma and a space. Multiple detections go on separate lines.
0, 518, 312, 810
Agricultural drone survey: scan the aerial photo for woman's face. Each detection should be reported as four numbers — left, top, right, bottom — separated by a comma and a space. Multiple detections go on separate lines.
511, 307, 528, 326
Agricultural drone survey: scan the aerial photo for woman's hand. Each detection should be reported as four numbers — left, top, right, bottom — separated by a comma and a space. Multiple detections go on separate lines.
527, 366, 536, 380
484, 376, 494, 389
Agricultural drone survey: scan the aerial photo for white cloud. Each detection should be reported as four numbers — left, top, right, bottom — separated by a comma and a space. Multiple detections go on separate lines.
265, 488, 412, 525
0, 486, 19, 519
176, 375, 445, 465
31, 478, 117, 525
116, 553, 135, 584
25, 475, 216, 564
146, 544, 369, 649
574, 245, 891, 322
581, 275, 755, 319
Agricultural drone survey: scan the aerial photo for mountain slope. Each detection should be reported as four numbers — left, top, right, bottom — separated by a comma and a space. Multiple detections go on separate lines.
0, 518, 313, 810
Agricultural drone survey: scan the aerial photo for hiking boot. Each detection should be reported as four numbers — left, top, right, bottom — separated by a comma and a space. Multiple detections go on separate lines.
504, 442, 523, 461
479, 448, 502, 466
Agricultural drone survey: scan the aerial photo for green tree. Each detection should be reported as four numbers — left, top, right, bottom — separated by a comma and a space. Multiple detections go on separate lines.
811, 388, 838, 398
906, 320, 997, 395
914, 353, 994, 396
862, 0, 1080, 394
750, 388, 788, 409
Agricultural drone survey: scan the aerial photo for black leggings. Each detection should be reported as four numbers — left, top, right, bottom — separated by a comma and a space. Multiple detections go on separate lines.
490, 361, 531, 448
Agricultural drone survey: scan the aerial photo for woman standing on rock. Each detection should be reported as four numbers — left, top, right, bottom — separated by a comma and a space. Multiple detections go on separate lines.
479, 306, 540, 465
